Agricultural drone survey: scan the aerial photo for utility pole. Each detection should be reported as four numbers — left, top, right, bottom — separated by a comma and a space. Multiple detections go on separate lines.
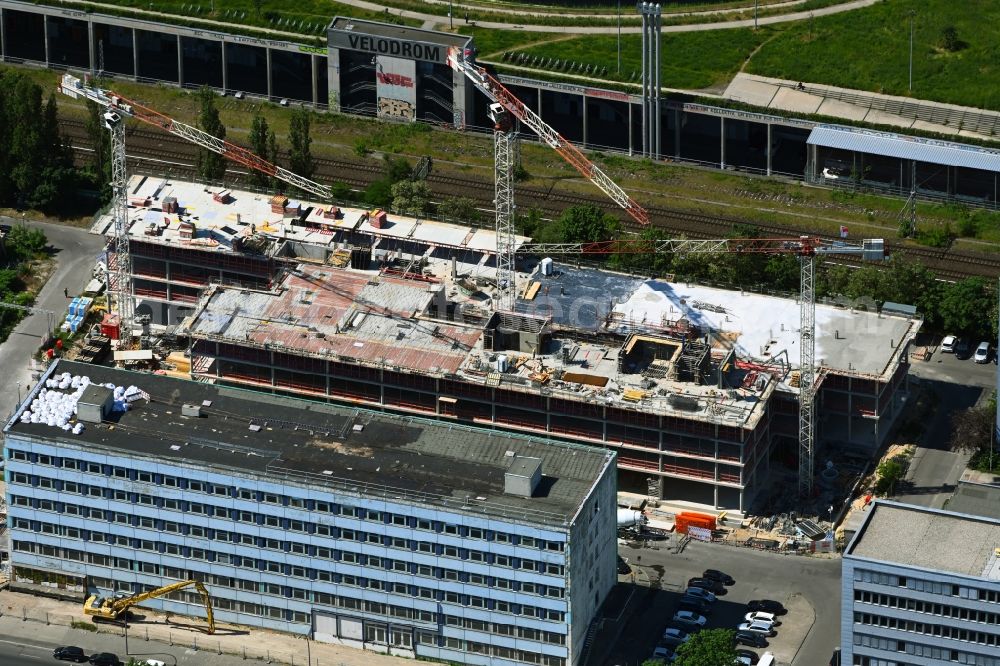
617, 0, 622, 74
908, 10, 915, 93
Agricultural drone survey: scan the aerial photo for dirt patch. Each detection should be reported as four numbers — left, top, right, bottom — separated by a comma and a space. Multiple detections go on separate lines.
310, 438, 375, 458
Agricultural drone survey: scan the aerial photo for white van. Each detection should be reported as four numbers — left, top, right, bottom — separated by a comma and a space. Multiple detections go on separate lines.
757, 652, 776, 666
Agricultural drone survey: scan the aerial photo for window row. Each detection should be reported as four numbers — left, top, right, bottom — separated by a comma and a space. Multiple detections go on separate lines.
9, 497, 565, 576
7, 454, 562, 551
10, 488, 562, 564
855, 589, 1000, 626
12, 542, 565, 622
854, 612, 1000, 647
854, 567, 1000, 606
13, 519, 564, 596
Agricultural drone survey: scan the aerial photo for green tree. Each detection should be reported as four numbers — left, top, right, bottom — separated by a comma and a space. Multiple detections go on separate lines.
673, 628, 737, 666
391, 180, 431, 216
84, 98, 111, 197
363, 179, 394, 208
196, 87, 227, 181
437, 196, 481, 223
937, 277, 994, 337
288, 107, 314, 182
939, 26, 961, 52
266, 128, 279, 188
248, 113, 272, 190
5, 225, 48, 261
534, 204, 620, 245
609, 226, 672, 276
874, 458, 906, 496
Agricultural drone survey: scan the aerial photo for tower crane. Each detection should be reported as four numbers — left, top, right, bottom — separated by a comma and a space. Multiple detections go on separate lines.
448, 49, 650, 310
516, 235, 887, 496
84, 579, 215, 634
58, 73, 334, 341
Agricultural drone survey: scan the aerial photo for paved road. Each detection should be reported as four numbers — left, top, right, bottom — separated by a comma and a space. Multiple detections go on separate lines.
0, 217, 105, 423
608, 539, 840, 666
0, 626, 263, 666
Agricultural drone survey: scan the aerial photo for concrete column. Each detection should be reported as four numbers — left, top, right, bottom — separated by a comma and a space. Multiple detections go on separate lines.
311, 54, 318, 106
132, 27, 140, 80
766, 123, 772, 176
88, 19, 96, 76
177, 35, 184, 87
720, 117, 726, 169
328, 46, 341, 113
221, 41, 228, 93
0, 8, 6, 61
43, 14, 50, 66
266, 46, 272, 100
581, 94, 588, 148
674, 108, 681, 159
628, 101, 633, 156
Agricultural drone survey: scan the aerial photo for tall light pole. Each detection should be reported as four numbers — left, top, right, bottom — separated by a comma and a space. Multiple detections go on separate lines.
908, 10, 915, 93
617, 0, 622, 73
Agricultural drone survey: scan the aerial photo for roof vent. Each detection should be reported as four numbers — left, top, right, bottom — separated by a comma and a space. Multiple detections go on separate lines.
181, 404, 202, 418
504, 456, 542, 498
77, 385, 114, 424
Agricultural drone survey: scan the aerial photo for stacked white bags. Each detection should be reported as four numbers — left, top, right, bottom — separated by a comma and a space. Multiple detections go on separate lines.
19, 372, 137, 435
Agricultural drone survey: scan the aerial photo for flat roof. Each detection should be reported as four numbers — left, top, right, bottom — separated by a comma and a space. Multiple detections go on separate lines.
188, 265, 481, 375
847, 501, 1000, 580
6, 361, 614, 527
808, 124, 1000, 173
329, 17, 471, 48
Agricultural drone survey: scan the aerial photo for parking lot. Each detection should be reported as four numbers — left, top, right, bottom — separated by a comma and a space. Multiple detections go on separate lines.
604, 538, 841, 666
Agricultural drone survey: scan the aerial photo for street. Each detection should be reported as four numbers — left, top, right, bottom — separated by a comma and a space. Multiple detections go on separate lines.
0, 217, 105, 422
607, 539, 841, 666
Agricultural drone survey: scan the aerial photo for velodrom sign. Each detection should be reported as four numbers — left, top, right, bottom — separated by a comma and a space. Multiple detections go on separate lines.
330, 33, 445, 64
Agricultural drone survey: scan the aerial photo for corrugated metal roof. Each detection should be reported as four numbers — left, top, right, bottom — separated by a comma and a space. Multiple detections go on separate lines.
807, 125, 1000, 172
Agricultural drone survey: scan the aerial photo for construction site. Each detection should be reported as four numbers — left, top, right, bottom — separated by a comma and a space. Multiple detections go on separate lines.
57, 50, 919, 516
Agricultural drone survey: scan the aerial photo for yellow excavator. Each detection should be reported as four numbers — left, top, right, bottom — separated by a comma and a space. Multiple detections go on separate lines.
83, 579, 216, 634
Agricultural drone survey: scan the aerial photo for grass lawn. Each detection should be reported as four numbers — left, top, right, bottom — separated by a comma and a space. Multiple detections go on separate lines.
746, 0, 1000, 111
507, 27, 773, 90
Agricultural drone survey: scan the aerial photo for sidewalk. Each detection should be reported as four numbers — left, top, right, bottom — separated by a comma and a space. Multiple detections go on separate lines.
0, 589, 409, 666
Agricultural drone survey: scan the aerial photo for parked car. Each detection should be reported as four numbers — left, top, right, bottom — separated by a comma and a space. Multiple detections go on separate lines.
684, 586, 716, 602
650, 646, 675, 662
736, 649, 760, 665
687, 577, 725, 594
662, 627, 689, 642
88, 655, 120, 666
734, 631, 768, 648
955, 338, 972, 359
941, 335, 957, 353
702, 569, 736, 586
672, 610, 708, 627
736, 655, 754, 666
746, 600, 786, 615
744, 611, 779, 625
660, 635, 689, 649
975, 341, 991, 364
679, 598, 712, 616
738, 621, 776, 637
53, 646, 88, 662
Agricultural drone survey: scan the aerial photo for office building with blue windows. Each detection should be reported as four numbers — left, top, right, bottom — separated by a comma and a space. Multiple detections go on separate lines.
3, 360, 617, 666
842, 501, 1000, 666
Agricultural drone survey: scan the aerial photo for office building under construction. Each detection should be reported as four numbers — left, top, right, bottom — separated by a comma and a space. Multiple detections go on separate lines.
103, 176, 921, 511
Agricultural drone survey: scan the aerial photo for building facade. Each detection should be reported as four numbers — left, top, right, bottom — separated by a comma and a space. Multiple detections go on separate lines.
842, 501, 1000, 666
4, 360, 618, 666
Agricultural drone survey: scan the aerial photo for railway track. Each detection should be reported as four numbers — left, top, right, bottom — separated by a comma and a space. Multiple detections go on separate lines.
60, 117, 1000, 281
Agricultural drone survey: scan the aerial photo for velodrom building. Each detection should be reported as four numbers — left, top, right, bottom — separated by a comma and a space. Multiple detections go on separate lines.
111, 177, 919, 512
5, 360, 617, 666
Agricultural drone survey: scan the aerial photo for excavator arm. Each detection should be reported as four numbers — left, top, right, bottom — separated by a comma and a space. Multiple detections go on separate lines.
86, 579, 215, 634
